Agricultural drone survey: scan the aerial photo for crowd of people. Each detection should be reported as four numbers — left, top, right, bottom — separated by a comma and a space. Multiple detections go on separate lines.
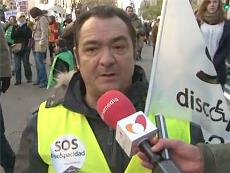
2, 7, 77, 89
1, 0, 230, 172
1, 5, 152, 91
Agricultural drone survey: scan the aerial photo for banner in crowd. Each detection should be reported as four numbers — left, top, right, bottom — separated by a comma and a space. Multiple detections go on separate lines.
4, 10, 18, 19
16, 0, 28, 13
145, 0, 230, 143
15, 0, 27, 2
3, 0, 28, 20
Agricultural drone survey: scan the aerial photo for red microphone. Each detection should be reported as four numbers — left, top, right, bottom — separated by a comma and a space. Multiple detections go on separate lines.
97, 90, 136, 129
97, 90, 160, 162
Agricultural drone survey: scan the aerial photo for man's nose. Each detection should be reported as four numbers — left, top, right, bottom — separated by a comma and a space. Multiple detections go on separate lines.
99, 47, 115, 66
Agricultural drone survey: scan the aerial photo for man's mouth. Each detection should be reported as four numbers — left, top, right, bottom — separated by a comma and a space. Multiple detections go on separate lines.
101, 73, 116, 77
99, 73, 117, 79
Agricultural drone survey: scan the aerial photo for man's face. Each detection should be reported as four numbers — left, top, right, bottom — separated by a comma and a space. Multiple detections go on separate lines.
76, 16, 135, 98
126, 7, 133, 17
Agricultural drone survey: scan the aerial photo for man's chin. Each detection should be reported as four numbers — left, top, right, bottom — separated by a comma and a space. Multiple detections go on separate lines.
99, 85, 121, 94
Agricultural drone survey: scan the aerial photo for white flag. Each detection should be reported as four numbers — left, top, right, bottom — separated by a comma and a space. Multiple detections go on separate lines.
145, 0, 230, 143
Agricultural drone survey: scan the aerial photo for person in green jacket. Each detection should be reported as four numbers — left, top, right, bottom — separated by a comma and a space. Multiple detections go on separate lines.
138, 138, 230, 173
47, 38, 75, 89
4, 15, 17, 75
4, 16, 16, 46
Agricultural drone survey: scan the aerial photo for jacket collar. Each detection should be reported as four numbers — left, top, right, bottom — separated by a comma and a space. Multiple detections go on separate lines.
47, 65, 148, 119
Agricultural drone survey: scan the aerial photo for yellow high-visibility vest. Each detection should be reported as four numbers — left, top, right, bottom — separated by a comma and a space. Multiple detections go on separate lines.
37, 102, 190, 173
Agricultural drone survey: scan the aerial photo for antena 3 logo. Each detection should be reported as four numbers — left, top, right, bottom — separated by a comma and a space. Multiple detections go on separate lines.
126, 115, 147, 134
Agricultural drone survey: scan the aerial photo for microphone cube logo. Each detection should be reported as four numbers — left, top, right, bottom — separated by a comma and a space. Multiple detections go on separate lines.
116, 111, 157, 157
126, 114, 147, 134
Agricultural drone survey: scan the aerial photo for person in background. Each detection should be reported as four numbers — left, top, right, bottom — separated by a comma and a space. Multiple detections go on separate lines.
4, 16, 17, 75
61, 8, 81, 54
29, 7, 48, 88
63, 18, 72, 28
47, 38, 75, 89
14, 6, 203, 173
11, 12, 32, 85
41, 10, 49, 64
4, 16, 16, 46
196, 0, 230, 90
0, 22, 15, 173
151, 16, 160, 57
48, 15, 59, 65
60, 8, 81, 67
143, 22, 151, 45
138, 138, 230, 173
126, 5, 145, 61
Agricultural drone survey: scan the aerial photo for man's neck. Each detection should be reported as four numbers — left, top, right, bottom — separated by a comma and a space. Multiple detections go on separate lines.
84, 92, 99, 110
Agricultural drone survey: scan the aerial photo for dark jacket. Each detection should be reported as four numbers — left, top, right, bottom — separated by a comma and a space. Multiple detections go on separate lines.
14, 65, 204, 173
198, 143, 230, 173
61, 22, 75, 52
11, 23, 32, 52
129, 14, 144, 36
213, 20, 230, 84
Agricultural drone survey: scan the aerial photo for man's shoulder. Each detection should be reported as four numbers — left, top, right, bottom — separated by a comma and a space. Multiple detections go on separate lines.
46, 71, 77, 108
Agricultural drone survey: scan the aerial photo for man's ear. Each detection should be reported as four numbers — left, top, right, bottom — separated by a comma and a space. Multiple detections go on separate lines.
73, 46, 80, 70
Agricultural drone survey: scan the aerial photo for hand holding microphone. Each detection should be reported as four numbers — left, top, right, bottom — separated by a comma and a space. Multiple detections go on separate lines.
97, 90, 181, 173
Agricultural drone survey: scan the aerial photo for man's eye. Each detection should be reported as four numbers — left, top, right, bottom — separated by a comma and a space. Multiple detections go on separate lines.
86, 47, 97, 52
113, 44, 125, 50
83, 47, 99, 56
112, 44, 126, 54
114, 46, 123, 49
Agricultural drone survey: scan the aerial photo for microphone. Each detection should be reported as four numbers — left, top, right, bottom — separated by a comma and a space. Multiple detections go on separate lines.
155, 114, 170, 160
97, 90, 160, 163
154, 114, 182, 173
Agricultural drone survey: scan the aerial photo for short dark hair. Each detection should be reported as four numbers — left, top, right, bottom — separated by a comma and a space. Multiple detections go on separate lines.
125, 6, 133, 11
8, 16, 16, 22
74, 5, 136, 51
29, 7, 42, 19
55, 38, 67, 48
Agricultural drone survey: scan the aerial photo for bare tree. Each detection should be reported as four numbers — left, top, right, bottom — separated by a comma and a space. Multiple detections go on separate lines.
81, 0, 116, 9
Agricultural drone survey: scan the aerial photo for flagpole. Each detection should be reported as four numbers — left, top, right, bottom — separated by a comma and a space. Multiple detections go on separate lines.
144, 0, 168, 115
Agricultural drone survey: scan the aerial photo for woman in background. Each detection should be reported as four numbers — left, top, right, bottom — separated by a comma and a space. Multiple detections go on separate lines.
11, 12, 32, 85
197, 0, 230, 89
48, 15, 59, 65
4, 16, 17, 75
29, 7, 48, 88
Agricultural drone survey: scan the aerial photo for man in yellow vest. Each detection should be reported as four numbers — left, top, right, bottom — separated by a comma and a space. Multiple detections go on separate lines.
14, 6, 204, 173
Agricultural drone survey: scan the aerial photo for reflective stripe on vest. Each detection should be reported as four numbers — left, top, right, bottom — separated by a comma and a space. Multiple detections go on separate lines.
38, 102, 190, 173
148, 114, 190, 144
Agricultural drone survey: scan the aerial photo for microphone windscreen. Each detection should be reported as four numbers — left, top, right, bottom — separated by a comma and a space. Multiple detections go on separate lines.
97, 90, 136, 129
